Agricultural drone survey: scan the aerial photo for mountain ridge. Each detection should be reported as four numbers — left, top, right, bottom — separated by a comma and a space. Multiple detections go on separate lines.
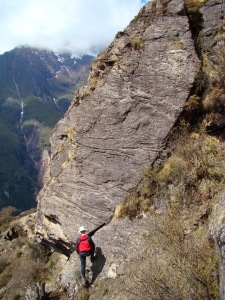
0, 47, 94, 210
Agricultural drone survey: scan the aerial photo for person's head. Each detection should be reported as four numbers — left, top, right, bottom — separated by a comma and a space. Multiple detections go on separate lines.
79, 226, 86, 234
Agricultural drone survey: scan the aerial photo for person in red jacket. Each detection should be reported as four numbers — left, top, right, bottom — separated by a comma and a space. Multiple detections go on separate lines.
75, 226, 95, 283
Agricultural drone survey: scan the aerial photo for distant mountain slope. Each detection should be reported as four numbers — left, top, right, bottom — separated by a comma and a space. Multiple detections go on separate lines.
0, 47, 94, 210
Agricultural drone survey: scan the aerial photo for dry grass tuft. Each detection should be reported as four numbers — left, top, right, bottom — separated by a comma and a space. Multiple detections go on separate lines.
0, 206, 17, 231
130, 36, 143, 50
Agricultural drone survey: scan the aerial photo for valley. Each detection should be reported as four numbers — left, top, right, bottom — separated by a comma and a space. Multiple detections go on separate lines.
0, 47, 94, 211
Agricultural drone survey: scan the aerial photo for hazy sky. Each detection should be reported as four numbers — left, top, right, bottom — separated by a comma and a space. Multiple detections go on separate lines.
0, 0, 148, 56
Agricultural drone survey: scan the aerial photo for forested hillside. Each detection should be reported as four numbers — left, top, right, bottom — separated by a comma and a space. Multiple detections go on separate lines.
0, 47, 94, 210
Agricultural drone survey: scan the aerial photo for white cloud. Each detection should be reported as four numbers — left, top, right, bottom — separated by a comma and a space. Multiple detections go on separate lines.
0, 0, 148, 56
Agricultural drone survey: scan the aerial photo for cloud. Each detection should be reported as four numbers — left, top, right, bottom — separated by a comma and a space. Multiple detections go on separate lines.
0, 0, 148, 56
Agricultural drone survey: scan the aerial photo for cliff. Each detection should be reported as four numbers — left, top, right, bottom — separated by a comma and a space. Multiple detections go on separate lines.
35, 0, 225, 298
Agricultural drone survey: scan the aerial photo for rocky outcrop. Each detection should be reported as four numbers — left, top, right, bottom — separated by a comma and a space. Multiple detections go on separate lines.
36, 0, 224, 284
37, 0, 199, 239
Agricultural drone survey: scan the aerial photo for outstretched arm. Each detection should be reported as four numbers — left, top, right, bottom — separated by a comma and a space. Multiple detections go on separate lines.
89, 223, 106, 236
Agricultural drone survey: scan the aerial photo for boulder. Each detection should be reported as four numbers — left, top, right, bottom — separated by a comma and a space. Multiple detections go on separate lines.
36, 0, 200, 249
35, 0, 224, 281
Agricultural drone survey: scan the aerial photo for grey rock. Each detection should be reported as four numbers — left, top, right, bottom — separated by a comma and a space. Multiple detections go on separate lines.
36, 0, 200, 247
199, 0, 224, 51
25, 282, 47, 300
35, 0, 222, 282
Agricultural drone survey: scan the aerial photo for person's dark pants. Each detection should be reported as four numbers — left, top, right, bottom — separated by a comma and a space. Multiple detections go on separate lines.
79, 250, 94, 278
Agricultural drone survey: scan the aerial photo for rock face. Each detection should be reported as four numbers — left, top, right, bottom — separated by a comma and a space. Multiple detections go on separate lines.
36, 0, 223, 283
37, 0, 199, 241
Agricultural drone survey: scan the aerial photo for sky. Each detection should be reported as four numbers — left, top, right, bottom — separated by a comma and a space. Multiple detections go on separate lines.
0, 0, 148, 56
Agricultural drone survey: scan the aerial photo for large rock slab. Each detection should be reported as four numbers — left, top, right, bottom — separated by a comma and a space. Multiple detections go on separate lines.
36, 0, 200, 252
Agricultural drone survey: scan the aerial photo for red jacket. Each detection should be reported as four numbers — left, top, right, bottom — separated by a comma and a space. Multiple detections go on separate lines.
76, 234, 95, 253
